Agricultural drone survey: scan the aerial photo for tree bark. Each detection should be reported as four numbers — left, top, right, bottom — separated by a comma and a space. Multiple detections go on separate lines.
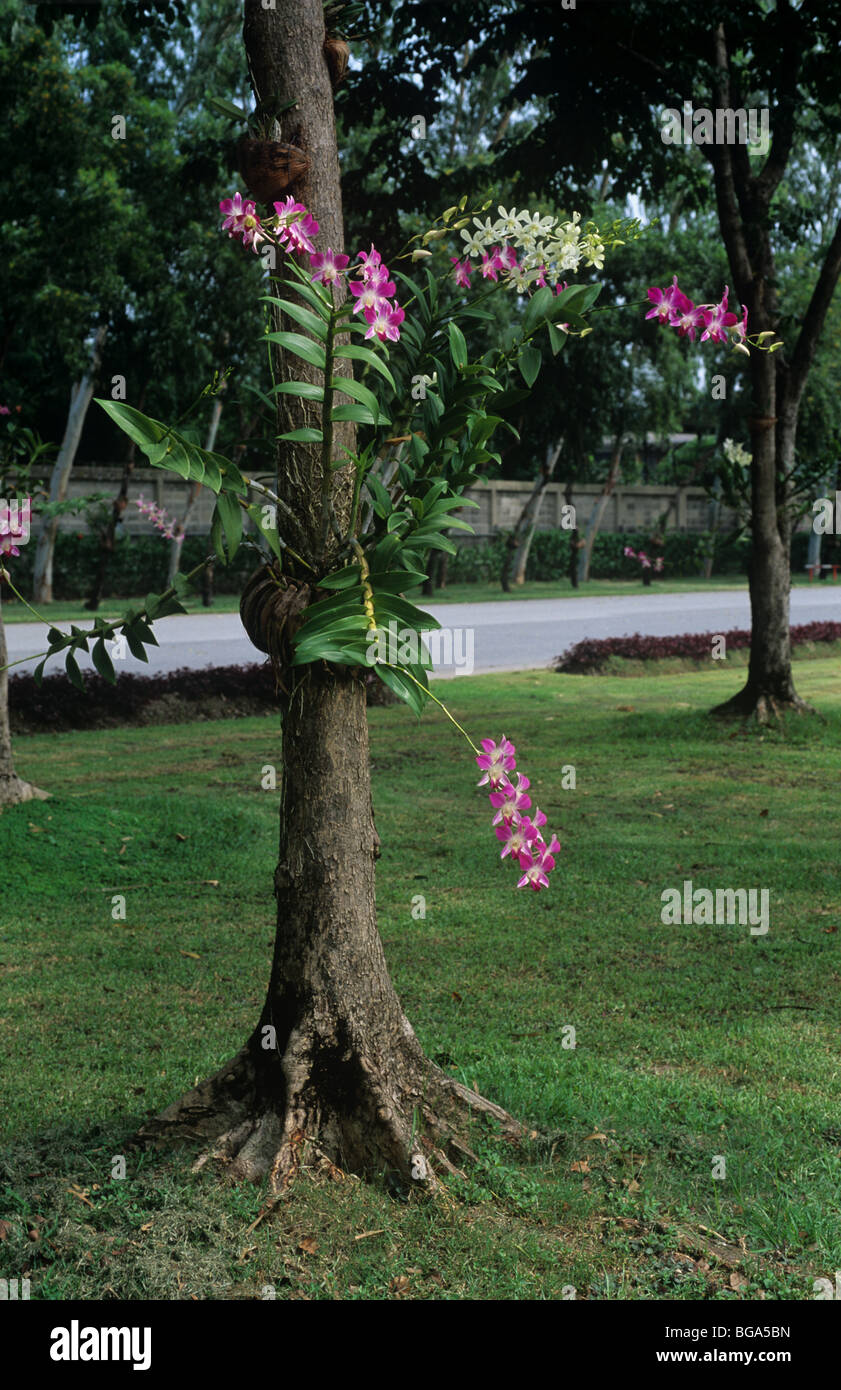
0, 592, 47, 807
565, 478, 579, 588
135, 0, 521, 1191
705, 19, 841, 721
577, 435, 622, 584
166, 395, 224, 588
31, 324, 107, 604
85, 381, 147, 612
512, 439, 561, 586
501, 442, 560, 593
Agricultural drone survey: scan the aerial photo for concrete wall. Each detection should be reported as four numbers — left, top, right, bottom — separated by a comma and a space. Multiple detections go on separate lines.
39, 466, 812, 538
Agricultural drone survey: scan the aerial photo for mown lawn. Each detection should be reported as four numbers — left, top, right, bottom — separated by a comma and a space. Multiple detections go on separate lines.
1, 661, 840, 1300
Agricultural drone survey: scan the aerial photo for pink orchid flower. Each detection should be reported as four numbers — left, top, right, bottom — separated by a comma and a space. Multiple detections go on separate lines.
310, 248, 350, 286
701, 286, 739, 344
517, 835, 561, 892
363, 302, 405, 343
451, 257, 472, 289
219, 192, 263, 251
272, 197, 319, 254
356, 245, 383, 281
670, 298, 706, 341
645, 274, 687, 324
476, 736, 517, 789
495, 810, 547, 868
350, 278, 394, 316
489, 772, 532, 826
480, 248, 504, 281
495, 816, 531, 864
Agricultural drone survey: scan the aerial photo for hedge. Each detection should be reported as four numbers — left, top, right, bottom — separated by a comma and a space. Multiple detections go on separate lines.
4, 533, 262, 601
0, 525, 816, 598
8, 662, 394, 734
445, 528, 813, 584
554, 620, 841, 673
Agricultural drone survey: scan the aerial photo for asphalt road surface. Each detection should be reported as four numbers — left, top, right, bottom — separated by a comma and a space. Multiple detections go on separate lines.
6, 586, 839, 681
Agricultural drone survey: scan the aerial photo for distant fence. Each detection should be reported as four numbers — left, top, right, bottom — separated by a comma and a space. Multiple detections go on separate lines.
36, 466, 812, 537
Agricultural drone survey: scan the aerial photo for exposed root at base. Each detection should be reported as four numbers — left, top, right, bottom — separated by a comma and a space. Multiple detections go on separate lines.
131, 1042, 524, 1196
0, 777, 49, 809
710, 690, 815, 724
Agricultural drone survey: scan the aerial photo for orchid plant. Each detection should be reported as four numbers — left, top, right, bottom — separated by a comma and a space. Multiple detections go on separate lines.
14, 188, 783, 891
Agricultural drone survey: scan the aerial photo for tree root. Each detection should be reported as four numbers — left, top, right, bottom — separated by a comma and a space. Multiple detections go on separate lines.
710, 688, 815, 723
0, 776, 49, 809
131, 1027, 524, 1196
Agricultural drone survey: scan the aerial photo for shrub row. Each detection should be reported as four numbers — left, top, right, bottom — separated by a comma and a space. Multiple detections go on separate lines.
2, 526, 817, 599
9, 663, 393, 734
445, 528, 814, 584
5, 533, 261, 601
554, 621, 841, 673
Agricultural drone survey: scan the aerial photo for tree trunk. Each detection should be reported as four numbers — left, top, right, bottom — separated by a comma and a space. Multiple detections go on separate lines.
421, 549, 444, 597
711, 363, 807, 721
577, 436, 622, 584
166, 395, 224, 587
704, 20, 841, 721
31, 324, 107, 604
200, 558, 215, 608
85, 382, 147, 612
500, 442, 561, 592
704, 482, 721, 580
134, 0, 521, 1191
0, 592, 47, 807
565, 478, 579, 588
137, 659, 516, 1187
512, 439, 561, 585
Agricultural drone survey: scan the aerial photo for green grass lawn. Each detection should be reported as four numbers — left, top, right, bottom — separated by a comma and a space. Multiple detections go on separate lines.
1, 662, 840, 1300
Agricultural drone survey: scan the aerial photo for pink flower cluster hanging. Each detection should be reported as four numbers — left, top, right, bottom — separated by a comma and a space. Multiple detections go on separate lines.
219, 192, 319, 256
219, 192, 265, 252
475, 736, 560, 891
624, 546, 663, 572
0, 498, 31, 558
645, 275, 748, 348
451, 242, 572, 298
218, 194, 404, 344
135, 495, 184, 543
348, 245, 405, 342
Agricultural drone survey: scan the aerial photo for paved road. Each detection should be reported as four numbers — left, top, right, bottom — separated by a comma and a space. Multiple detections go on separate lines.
6, 587, 839, 682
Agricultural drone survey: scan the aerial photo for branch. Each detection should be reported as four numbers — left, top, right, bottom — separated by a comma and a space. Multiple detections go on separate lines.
786, 212, 841, 406
707, 24, 755, 311
753, 0, 802, 208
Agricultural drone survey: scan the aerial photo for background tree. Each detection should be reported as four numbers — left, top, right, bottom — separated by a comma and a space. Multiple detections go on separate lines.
0, 421, 50, 807
348, 0, 841, 718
